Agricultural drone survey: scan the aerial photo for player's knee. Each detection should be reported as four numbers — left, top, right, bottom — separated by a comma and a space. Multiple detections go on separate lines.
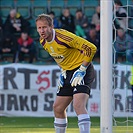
73, 102, 84, 113
53, 103, 64, 114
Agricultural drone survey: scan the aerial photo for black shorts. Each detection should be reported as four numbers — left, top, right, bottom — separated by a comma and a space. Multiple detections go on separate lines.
57, 63, 95, 96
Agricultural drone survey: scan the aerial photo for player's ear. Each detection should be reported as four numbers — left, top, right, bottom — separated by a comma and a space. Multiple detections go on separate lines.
36, 27, 39, 33
51, 24, 54, 29
50, 24, 54, 30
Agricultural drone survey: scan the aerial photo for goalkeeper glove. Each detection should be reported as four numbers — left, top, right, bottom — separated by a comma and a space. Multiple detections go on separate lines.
58, 69, 66, 88
70, 65, 87, 87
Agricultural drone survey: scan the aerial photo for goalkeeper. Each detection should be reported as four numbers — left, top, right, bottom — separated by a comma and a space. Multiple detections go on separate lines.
36, 14, 97, 133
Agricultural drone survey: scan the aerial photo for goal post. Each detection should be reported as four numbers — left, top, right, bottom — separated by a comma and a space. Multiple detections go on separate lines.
100, 0, 113, 133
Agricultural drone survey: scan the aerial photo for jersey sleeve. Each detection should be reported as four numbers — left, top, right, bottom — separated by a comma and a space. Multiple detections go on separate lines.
70, 35, 97, 63
56, 29, 97, 63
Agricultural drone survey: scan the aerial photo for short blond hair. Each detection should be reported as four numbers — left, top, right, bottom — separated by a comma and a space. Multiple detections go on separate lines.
36, 13, 53, 26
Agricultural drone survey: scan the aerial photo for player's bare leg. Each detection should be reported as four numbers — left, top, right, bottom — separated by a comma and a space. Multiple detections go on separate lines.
53, 96, 73, 133
73, 93, 91, 133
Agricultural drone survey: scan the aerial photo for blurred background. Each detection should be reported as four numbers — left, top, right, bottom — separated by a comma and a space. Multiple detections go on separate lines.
0, 0, 133, 133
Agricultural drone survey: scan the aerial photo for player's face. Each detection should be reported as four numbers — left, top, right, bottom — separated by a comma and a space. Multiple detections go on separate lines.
36, 20, 53, 41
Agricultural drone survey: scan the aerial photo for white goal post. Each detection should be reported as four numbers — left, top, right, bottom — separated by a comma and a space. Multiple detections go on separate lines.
100, 0, 113, 133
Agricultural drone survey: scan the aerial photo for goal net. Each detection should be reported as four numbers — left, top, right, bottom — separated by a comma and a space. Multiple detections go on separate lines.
112, 0, 133, 132
100, 0, 133, 133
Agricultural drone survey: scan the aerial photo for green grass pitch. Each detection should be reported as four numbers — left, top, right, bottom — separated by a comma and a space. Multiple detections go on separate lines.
0, 117, 133, 133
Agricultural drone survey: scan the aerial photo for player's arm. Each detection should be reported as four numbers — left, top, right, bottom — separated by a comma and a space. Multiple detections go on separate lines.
82, 60, 90, 67
72, 36, 97, 63
70, 37, 97, 86
56, 29, 97, 62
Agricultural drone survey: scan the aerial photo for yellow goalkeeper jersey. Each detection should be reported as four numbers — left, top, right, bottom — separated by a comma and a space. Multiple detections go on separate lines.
40, 29, 97, 70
